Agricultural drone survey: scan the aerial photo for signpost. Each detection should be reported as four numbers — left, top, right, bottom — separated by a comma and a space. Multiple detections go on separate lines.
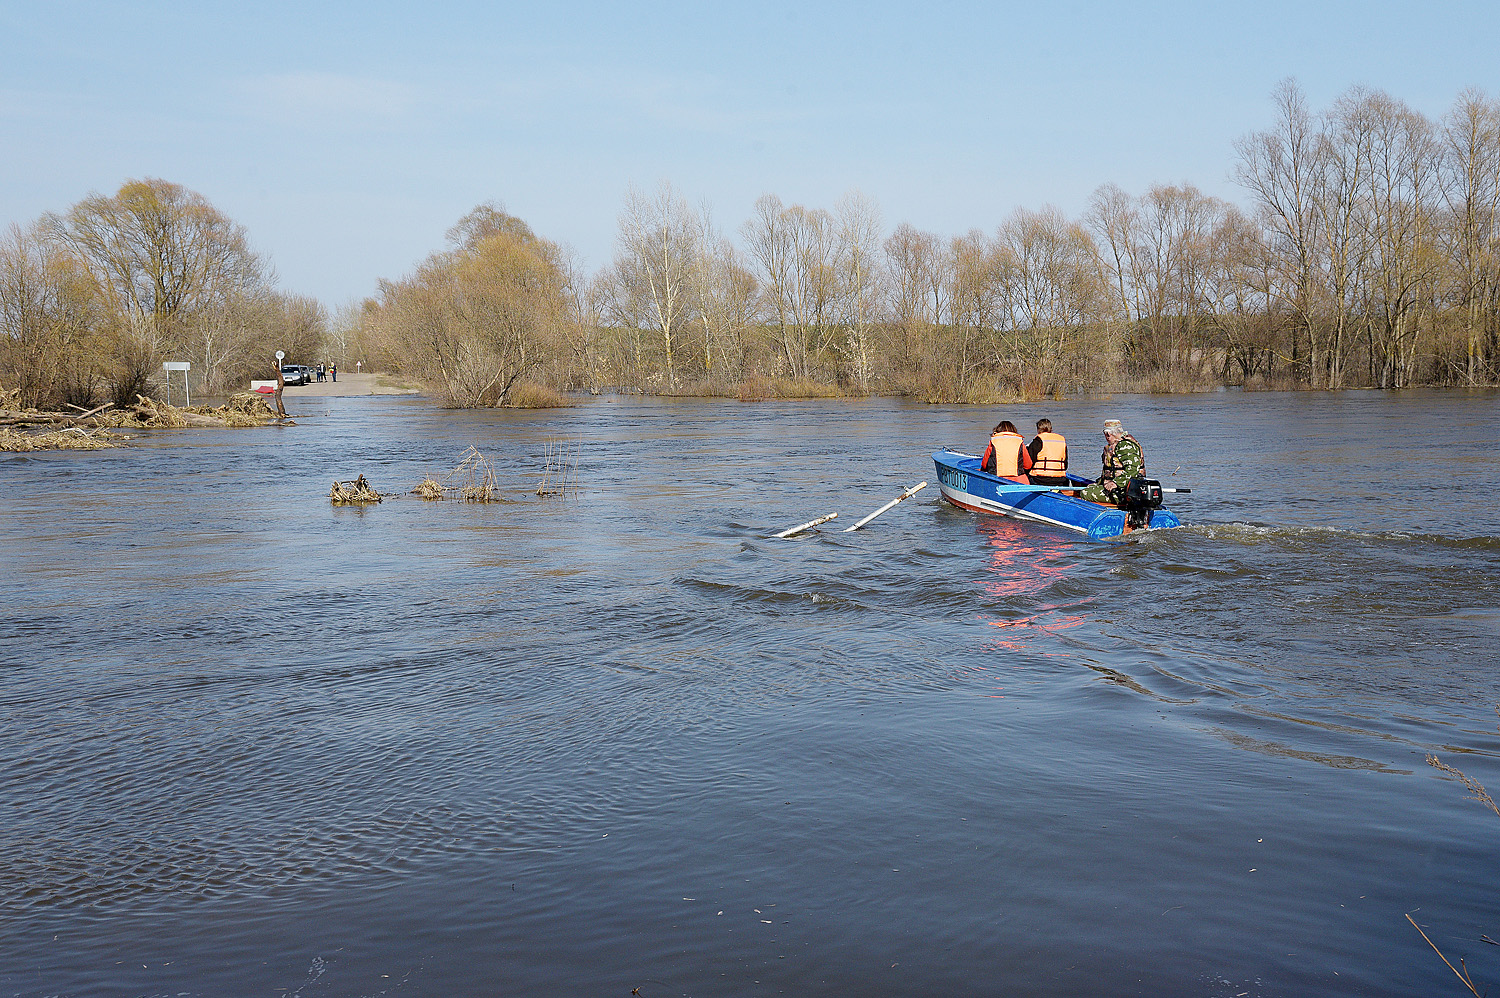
162, 361, 191, 406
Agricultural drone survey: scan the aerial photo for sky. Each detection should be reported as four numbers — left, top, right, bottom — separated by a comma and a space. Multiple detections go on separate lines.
5, 0, 1500, 306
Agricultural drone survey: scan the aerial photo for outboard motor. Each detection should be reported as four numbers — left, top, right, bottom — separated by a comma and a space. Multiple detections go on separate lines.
1120, 476, 1163, 530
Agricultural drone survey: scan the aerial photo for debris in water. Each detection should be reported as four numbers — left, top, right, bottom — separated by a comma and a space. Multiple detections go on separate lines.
536, 438, 579, 498
330, 475, 383, 504
411, 446, 505, 502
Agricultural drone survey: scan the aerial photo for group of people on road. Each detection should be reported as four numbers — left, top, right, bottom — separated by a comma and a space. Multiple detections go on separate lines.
981, 417, 1145, 506
316, 364, 338, 383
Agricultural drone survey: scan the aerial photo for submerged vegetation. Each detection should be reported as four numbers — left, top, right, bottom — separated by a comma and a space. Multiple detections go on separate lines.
6, 82, 1500, 410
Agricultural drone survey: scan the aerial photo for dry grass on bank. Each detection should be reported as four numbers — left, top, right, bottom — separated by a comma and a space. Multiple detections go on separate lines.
505, 382, 574, 408
733, 375, 847, 401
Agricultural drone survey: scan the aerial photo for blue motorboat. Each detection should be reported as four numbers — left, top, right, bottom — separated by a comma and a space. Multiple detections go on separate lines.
933, 449, 1181, 540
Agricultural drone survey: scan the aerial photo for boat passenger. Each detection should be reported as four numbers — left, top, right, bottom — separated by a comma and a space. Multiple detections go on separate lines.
1081, 419, 1144, 504
1026, 419, 1069, 486
981, 421, 1032, 482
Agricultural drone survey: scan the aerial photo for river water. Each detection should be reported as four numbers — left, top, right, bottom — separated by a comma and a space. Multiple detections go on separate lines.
2, 390, 1498, 997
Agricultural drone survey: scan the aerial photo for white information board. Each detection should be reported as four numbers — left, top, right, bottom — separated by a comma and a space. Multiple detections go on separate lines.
162, 361, 191, 405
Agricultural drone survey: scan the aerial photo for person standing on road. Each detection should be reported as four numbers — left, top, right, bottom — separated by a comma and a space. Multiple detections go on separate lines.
331, 364, 337, 383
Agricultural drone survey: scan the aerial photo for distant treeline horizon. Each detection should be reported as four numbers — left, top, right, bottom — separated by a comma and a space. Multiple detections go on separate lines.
5, 80, 1500, 410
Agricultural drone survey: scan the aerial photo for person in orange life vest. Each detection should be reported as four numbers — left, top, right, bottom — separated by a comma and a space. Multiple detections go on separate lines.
980, 420, 1032, 482
1025, 418, 1069, 486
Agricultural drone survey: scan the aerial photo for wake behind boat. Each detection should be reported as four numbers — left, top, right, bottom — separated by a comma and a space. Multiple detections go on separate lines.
933, 449, 1181, 539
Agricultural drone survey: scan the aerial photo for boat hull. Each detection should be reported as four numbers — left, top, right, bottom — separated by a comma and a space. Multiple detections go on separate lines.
933, 450, 1179, 540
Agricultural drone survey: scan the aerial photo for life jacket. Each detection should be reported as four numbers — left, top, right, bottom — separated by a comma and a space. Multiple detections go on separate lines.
989, 431, 1028, 478
1031, 432, 1067, 474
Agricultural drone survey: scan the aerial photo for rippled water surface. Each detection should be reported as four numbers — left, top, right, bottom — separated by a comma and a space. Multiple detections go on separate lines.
2, 390, 1498, 997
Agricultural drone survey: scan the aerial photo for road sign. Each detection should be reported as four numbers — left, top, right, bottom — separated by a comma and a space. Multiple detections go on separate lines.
162, 361, 191, 405
275, 350, 285, 361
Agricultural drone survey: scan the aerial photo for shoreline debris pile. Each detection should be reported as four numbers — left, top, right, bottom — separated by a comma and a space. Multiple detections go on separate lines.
186, 392, 283, 427
412, 446, 505, 501
1, 394, 129, 451
93, 395, 191, 428
1, 388, 287, 450
0, 426, 127, 451
330, 475, 383, 504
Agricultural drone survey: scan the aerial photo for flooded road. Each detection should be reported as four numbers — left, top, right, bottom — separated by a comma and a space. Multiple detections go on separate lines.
2, 390, 1498, 996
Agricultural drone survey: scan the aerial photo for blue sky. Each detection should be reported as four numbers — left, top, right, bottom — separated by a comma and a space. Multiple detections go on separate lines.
5, 1, 1499, 305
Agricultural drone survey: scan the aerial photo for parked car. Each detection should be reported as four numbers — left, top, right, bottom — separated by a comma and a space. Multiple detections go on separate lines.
280, 365, 312, 386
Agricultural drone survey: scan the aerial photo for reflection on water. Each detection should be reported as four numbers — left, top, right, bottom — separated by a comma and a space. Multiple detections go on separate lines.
973, 517, 1086, 662
1, 390, 1498, 997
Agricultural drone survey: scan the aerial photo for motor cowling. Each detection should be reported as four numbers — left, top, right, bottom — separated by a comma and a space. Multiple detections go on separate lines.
1121, 476, 1163, 511
1120, 476, 1163, 529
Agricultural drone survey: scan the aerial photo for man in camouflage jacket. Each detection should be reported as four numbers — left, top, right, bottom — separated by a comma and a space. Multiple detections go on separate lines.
1081, 419, 1144, 504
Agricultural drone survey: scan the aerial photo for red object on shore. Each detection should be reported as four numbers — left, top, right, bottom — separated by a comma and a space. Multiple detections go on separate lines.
254, 385, 277, 394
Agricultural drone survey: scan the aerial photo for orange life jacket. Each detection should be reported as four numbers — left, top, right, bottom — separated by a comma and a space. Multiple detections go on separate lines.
989, 431, 1028, 478
1031, 432, 1067, 474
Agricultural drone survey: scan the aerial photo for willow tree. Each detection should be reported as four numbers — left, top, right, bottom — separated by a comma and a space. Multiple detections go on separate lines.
0, 222, 105, 408
43, 178, 265, 353
365, 204, 571, 407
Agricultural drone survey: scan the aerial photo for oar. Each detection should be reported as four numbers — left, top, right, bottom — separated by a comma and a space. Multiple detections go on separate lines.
844, 481, 928, 532
991, 483, 1193, 495
774, 512, 838, 538
991, 484, 1086, 493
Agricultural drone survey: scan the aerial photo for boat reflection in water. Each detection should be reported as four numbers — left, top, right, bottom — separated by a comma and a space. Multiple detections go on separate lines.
949, 517, 1088, 696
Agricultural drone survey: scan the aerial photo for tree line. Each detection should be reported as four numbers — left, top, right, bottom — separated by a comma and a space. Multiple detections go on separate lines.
0, 178, 324, 410
358, 81, 1500, 403
7, 81, 1500, 410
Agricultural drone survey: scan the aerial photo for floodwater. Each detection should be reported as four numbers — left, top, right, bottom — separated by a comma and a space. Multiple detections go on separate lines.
1, 390, 1498, 997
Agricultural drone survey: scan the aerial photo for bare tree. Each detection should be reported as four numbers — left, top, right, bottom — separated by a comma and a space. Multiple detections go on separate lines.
742, 195, 837, 380
1440, 88, 1500, 384
832, 192, 884, 390
1359, 91, 1442, 387
884, 222, 942, 369
0, 222, 104, 407
1234, 79, 1322, 381
692, 223, 760, 383
1085, 183, 1140, 326
604, 182, 698, 389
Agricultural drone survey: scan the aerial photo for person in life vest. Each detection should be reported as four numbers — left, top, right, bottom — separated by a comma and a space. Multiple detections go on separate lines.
981, 420, 1032, 482
1081, 419, 1144, 504
1025, 418, 1068, 486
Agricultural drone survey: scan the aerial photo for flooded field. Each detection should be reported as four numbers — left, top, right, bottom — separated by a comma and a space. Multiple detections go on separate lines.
2, 390, 1498, 997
